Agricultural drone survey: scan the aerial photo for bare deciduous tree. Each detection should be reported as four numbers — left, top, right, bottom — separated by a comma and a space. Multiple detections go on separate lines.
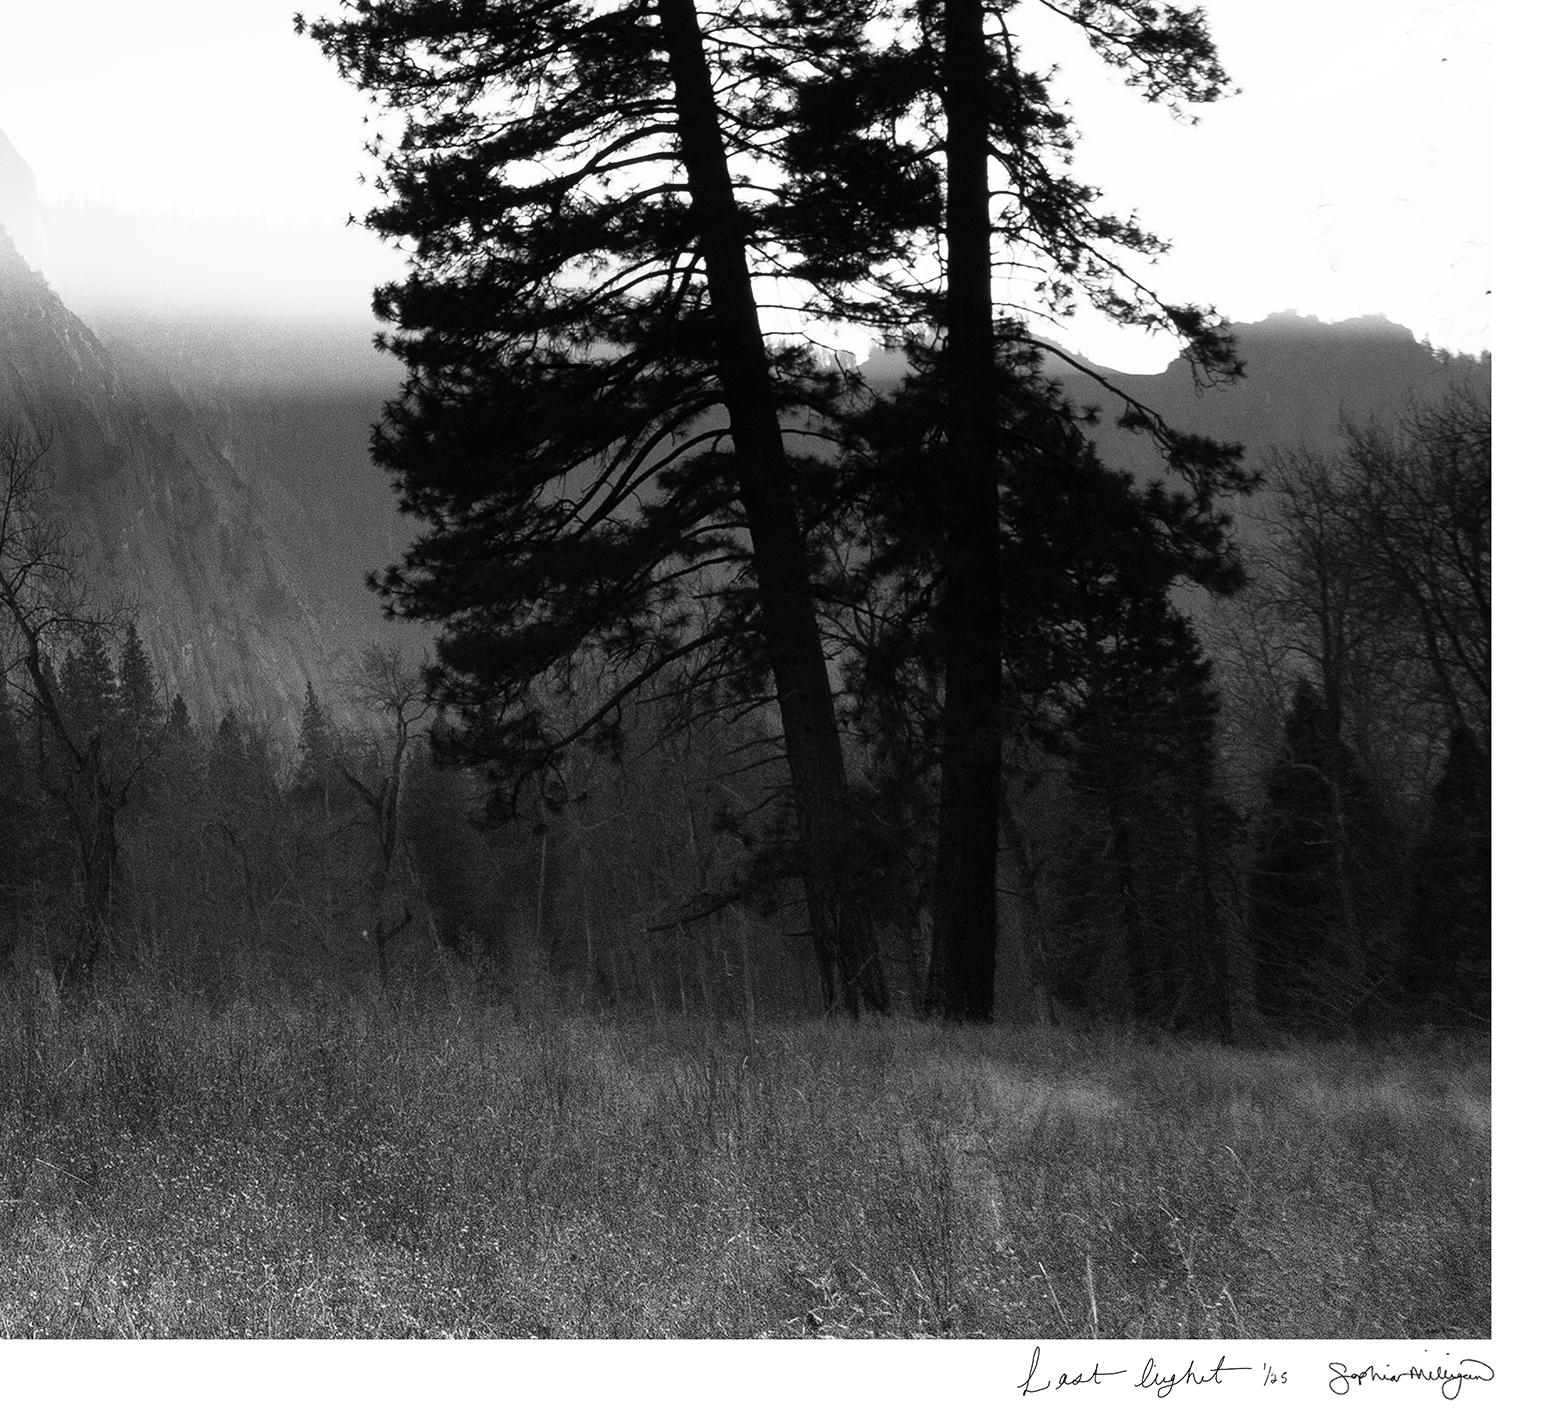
1339, 388, 1491, 735
0, 425, 153, 981
335, 643, 433, 988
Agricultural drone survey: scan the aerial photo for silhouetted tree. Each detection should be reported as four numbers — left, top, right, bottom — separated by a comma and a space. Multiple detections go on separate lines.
1057, 595, 1236, 1034
817, 337, 1246, 1015
777, 1, 1246, 1019
60, 629, 117, 741
1401, 723, 1489, 1026
1231, 386, 1490, 827
335, 644, 432, 987
1, 426, 151, 980
1339, 388, 1491, 736
294, 680, 340, 811
117, 622, 161, 737
1250, 679, 1400, 1029
301, 0, 890, 1013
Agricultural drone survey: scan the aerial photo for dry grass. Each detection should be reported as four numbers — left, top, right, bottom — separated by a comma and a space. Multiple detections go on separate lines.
0, 977, 1488, 1338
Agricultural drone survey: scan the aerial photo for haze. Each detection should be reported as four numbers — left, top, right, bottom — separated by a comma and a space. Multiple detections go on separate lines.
0, 0, 1489, 374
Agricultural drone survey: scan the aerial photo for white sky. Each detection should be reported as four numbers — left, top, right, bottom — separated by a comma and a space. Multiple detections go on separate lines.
0, 0, 1490, 369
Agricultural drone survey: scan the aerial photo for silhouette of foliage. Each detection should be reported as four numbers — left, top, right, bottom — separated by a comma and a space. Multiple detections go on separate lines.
1401, 724, 1489, 1027
300, 0, 894, 1013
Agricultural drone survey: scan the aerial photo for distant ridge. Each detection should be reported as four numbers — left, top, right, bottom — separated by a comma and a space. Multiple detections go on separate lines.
1055, 311, 1489, 482
34, 303, 1486, 723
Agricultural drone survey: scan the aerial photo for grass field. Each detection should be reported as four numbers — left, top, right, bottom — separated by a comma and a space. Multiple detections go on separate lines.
0, 978, 1489, 1338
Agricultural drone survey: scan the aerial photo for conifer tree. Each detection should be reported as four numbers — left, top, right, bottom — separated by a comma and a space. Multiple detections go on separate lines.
776, 1, 1247, 1019
60, 628, 117, 745
301, 0, 890, 1012
1057, 601, 1235, 1034
211, 712, 278, 812
117, 622, 161, 736
819, 336, 1245, 1016
1250, 679, 1399, 1029
166, 695, 195, 758
1401, 723, 1489, 1026
295, 680, 339, 810
2, 427, 143, 979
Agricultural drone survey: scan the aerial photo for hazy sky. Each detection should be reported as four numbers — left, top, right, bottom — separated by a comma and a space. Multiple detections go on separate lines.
0, 0, 1489, 370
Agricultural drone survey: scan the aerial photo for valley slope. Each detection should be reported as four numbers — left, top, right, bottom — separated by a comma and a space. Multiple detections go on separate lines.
0, 228, 338, 730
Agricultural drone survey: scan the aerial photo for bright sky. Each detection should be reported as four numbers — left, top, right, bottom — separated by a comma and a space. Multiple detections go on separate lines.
0, 0, 1490, 369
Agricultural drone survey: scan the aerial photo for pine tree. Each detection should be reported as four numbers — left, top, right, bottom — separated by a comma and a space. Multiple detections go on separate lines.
60, 628, 117, 745
776, 1, 1248, 1019
1250, 679, 1400, 1029
168, 694, 193, 744
210, 712, 277, 811
821, 338, 1245, 1017
1401, 724, 1489, 1026
294, 681, 338, 810
117, 622, 161, 736
301, 0, 890, 1013
2, 428, 137, 979
1058, 604, 1236, 1034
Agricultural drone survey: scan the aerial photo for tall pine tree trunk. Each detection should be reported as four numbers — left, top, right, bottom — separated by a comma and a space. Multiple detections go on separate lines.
925, 0, 1003, 1022
657, 0, 886, 1015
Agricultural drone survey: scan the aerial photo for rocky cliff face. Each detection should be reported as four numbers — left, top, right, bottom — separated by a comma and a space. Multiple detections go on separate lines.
0, 226, 337, 730
0, 130, 45, 272
1058, 312, 1490, 478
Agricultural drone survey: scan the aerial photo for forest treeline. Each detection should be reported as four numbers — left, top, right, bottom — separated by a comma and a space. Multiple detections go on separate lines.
1, 383, 1487, 1034
2, 1, 1489, 1036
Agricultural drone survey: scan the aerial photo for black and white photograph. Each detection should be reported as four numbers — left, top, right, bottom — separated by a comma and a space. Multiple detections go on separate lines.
0, 0, 1513, 1402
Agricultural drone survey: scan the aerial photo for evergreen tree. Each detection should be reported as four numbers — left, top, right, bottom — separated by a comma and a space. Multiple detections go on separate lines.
60, 628, 118, 745
294, 680, 340, 810
168, 694, 193, 744
819, 337, 1245, 1015
2, 429, 146, 979
1057, 604, 1236, 1034
210, 712, 277, 811
117, 622, 162, 736
777, 1, 1248, 1019
1401, 723, 1489, 1026
301, 0, 889, 1013
1250, 679, 1400, 1029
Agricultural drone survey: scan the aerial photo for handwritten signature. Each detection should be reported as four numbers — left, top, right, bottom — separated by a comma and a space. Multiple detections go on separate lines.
1018, 1346, 1494, 1399
1327, 1359, 1495, 1399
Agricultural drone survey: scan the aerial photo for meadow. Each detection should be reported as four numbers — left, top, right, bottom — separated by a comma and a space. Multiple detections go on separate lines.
0, 975, 1488, 1339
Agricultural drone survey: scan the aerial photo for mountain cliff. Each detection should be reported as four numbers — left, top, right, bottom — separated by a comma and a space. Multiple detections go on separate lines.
1057, 312, 1489, 480
0, 227, 337, 730
86, 313, 407, 642
863, 311, 1488, 481
0, 130, 45, 272
3, 193, 1489, 738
